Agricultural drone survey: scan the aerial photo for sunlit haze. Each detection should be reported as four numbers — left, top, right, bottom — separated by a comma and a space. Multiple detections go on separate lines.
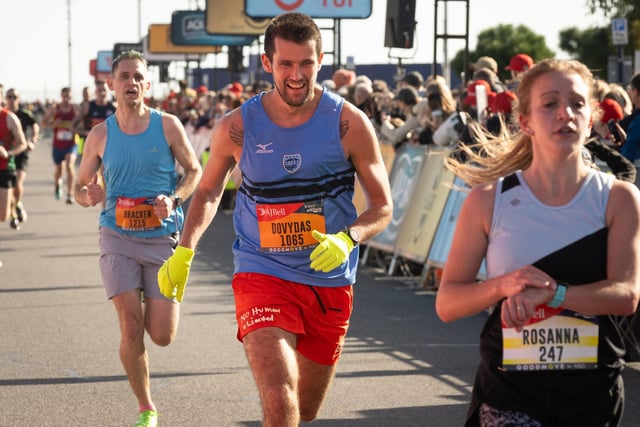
0, 0, 607, 102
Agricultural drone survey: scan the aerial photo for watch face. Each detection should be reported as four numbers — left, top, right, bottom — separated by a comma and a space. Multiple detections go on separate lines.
349, 228, 361, 243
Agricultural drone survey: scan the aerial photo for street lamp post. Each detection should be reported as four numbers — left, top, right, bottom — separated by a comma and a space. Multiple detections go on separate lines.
67, 0, 72, 88
138, 0, 142, 40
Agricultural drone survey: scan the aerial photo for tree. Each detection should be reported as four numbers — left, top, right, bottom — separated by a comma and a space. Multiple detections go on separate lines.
586, 0, 632, 17
450, 24, 554, 83
586, 0, 640, 57
559, 27, 611, 79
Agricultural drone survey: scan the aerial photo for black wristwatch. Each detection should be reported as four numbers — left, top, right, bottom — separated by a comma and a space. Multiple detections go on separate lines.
171, 194, 182, 209
345, 227, 361, 246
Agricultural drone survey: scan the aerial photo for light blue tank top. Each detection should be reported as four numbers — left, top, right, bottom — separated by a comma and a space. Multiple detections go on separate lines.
100, 109, 182, 237
233, 89, 358, 286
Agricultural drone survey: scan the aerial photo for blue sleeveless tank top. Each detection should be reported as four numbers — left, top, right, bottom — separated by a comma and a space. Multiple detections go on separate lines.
233, 89, 358, 286
100, 109, 182, 237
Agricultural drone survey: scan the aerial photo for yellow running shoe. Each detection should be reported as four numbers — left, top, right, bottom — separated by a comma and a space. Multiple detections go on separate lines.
135, 410, 158, 427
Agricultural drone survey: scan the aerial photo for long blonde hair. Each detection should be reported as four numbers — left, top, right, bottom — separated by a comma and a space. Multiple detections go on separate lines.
445, 58, 595, 186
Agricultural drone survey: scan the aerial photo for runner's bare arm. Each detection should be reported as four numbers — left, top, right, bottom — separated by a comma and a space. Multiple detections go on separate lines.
162, 113, 202, 202
6, 112, 28, 156
178, 108, 242, 250
340, 102, 392, 242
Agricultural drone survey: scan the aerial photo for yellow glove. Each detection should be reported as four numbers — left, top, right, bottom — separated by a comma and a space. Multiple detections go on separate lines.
157, 246, 194, 302
309, 230, 354, 273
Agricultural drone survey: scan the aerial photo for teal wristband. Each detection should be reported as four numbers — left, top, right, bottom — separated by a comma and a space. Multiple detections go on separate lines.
548, 283, 568, 308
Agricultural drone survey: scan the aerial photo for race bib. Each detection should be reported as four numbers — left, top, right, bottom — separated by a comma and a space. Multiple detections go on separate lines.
256, 200, 325, 252
115, 196, 162, 231
502, 305, 599, 371
56, 129, 73, 141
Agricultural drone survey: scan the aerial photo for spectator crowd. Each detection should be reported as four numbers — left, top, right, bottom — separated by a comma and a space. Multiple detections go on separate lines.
4, 51, 640, 243
4, 51, 640, 236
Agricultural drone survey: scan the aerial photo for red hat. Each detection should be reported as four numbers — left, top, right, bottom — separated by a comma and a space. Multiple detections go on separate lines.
197, 85, 208, 94
490, 91, 517, 114
505, 54, 534, 72
599, 98, 623, 124
229, 82, 243, 97
463, 80, 494, 106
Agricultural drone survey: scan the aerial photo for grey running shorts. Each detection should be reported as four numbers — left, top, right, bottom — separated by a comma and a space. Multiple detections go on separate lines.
98, 226, 178, 300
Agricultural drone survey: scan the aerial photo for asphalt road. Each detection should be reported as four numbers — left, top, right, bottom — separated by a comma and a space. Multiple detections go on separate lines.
1, 138, 639, 426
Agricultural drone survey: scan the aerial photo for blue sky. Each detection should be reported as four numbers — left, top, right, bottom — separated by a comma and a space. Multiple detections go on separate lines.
1, 0, 608, 101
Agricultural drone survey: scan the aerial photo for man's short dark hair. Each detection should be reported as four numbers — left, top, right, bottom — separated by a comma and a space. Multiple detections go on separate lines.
263, 13, 322, 62
630, 72, 640, 92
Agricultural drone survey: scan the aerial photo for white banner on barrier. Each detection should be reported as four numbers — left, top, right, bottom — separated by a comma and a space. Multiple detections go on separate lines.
426, 175, 486, 279
367, 143, 427, 253
393, 147, 455, 264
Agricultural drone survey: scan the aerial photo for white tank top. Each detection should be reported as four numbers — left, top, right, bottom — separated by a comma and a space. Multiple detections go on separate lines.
486, 169, 613, 278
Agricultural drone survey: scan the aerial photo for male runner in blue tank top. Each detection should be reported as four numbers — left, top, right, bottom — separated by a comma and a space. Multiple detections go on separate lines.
158, 12, 393, 426
74, 50, 202, 427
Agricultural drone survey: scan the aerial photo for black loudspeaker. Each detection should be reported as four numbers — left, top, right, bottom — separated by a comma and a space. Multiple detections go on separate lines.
156, 62, 170, 83
228, 46, 245, 73
384, 0, 417, 49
